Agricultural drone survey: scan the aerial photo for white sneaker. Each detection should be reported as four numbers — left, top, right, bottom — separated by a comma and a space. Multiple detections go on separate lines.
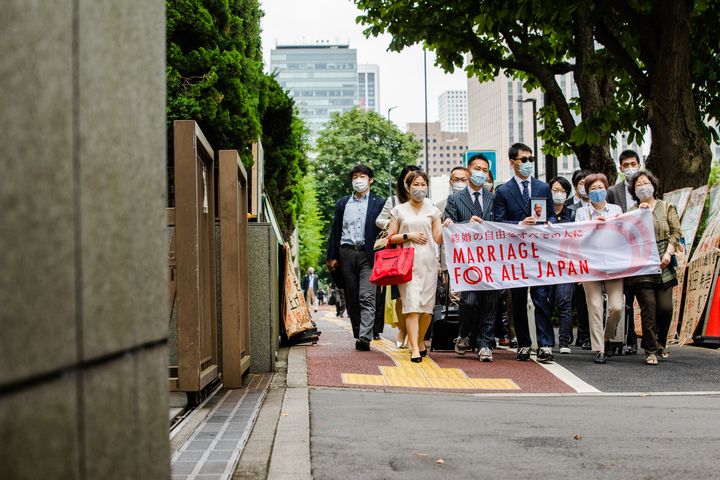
478, 347, 493, 362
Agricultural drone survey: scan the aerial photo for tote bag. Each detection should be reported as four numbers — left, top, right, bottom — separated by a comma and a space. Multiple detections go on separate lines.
369, 241, 414, 286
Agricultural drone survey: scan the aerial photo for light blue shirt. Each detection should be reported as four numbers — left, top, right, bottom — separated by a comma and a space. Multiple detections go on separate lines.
341, 193, 369, 246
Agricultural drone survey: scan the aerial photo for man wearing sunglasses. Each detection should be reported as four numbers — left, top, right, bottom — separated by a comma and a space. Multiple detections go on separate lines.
494, 143, 555, 363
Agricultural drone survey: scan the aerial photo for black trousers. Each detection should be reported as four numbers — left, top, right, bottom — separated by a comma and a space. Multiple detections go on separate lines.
634, 285, 673, 353
574, 283, 590, 345
373, 286, 385, 336
459, 291, 497, 350
339, 247, 376, 341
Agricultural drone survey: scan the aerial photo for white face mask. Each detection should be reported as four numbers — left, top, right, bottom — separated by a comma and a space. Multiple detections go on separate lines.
451, 181, 468, 193
577, 185, 587, 199
482, 183, 493, 192
552, 192, 568, 205
624, 167, 639, 181
636, 184, 654, 201
352, 178, 368, 193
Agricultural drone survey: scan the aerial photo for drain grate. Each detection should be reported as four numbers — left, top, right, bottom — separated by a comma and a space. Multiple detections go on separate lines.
171, 374, 271, 480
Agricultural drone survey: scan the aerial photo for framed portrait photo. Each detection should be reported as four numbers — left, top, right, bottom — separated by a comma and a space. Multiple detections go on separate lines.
530, 198, 547, 223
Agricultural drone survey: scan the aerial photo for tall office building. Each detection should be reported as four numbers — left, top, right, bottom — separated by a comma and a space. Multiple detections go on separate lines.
357, 64, 380, 113
407, 122, 468, 177
270, 42, 357, 142
467, 72, 544, 182
438, 90, 468, 133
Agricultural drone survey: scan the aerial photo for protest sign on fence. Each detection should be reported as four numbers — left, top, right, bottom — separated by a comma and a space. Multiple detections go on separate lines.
663, 187, 693, 219
282, 243, 315, 337
680, 185, 708, 255
679, 250, 720, 345
709, 184, 720, 218
443, 209, 661, 291
667, 262, 688, 344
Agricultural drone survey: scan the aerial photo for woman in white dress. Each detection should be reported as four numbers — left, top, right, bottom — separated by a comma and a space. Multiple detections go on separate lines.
386, 171, 443, 363
376, 165, 420, 348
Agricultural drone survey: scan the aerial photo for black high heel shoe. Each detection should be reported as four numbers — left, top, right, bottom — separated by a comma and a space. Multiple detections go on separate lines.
410, 355, 422, 363
419, 349, 427, 357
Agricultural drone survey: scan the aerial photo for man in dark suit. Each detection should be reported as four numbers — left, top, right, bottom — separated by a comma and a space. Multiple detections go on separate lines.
493, 143, 555, 363
444, 154, 497, 362
301, 267, 320, 313
326, 164, 385, 351
606, 149, 642, 354
607, 149, 641, 213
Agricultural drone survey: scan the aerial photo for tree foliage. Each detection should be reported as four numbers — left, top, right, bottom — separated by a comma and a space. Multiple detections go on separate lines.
260, 76, 310, 240
167, 0, 264, 164
314, 108, 422, 233
297, 170, 325, 273
355, 0, 716, 191
166, 1, 310, 237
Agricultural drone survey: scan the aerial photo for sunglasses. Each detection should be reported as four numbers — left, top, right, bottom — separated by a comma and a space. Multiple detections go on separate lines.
515, 156, 535, 163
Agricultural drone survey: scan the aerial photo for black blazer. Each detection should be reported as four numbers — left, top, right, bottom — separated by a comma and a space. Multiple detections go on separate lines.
301, 275, 319, 293
494, 176, 552, 224
549, 205, 576, 223
325, 192, 385, 264
444, 187, 495, 223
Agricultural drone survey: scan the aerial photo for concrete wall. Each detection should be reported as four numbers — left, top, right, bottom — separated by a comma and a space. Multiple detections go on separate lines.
248, 224, 281, 373
0, 1, 169, 479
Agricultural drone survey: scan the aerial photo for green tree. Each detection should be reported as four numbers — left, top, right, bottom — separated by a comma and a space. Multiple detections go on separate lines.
355, 0, 716, 191
314, 108, 422, 232
166, 0, 264, 164
260, 76, 310, 239
297, 171, 325, 273
167, 1, 310, 236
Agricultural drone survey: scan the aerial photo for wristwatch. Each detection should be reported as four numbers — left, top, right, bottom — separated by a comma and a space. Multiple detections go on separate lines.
403, 233, 408, 241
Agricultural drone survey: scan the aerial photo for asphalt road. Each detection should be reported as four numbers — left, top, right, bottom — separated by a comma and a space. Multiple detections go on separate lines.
306, 308, 720, 479
310, 389, 720, 480
553, 344, 720, 392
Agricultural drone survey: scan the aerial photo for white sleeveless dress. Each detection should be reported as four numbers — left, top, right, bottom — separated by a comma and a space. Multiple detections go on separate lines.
390, 199, 441, 314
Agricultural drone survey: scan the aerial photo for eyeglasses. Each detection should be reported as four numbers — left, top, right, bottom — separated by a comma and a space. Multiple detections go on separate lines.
515, 156, 535, 163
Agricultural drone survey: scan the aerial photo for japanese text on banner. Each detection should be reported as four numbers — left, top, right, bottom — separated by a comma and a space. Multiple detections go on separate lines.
442, 209, 661, 291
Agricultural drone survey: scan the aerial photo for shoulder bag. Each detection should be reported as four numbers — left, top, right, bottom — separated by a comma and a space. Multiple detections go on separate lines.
370, 239, 414, 286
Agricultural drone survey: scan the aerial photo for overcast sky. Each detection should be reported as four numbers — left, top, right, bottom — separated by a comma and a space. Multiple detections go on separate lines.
259, 0, 468, 129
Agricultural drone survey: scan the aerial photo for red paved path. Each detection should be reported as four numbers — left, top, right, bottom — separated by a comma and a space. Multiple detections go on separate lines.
306, 307, 575, 394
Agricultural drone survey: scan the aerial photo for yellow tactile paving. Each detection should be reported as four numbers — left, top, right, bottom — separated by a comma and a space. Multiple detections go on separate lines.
325, 315, 520, 391
341, 374, 387, 386
385, 376, 431, 388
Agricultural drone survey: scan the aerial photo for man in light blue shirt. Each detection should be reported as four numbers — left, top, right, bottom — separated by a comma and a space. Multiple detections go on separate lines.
326, 165, 386, 351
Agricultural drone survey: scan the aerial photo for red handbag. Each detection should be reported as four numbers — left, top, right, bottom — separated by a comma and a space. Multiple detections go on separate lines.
370, 240, 414, 286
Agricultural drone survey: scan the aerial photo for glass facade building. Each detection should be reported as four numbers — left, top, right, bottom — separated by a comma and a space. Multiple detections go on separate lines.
270, 43, 358, 143
357, 64, 380, 113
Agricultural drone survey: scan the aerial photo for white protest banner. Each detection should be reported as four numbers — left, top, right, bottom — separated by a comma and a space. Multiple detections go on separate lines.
443, 209, 661, 291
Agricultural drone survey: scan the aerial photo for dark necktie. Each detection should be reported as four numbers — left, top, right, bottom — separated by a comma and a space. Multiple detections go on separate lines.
473, 191, 483, 217
521, 180, 530, 209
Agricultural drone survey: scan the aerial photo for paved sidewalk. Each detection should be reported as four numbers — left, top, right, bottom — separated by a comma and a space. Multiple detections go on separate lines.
234, 347, 312, 480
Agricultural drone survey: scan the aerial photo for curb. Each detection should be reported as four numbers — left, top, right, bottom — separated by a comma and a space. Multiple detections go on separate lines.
234, 345, 312, 479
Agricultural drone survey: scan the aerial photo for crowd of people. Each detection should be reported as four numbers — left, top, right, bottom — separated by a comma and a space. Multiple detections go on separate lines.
312, 144, 680, 367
